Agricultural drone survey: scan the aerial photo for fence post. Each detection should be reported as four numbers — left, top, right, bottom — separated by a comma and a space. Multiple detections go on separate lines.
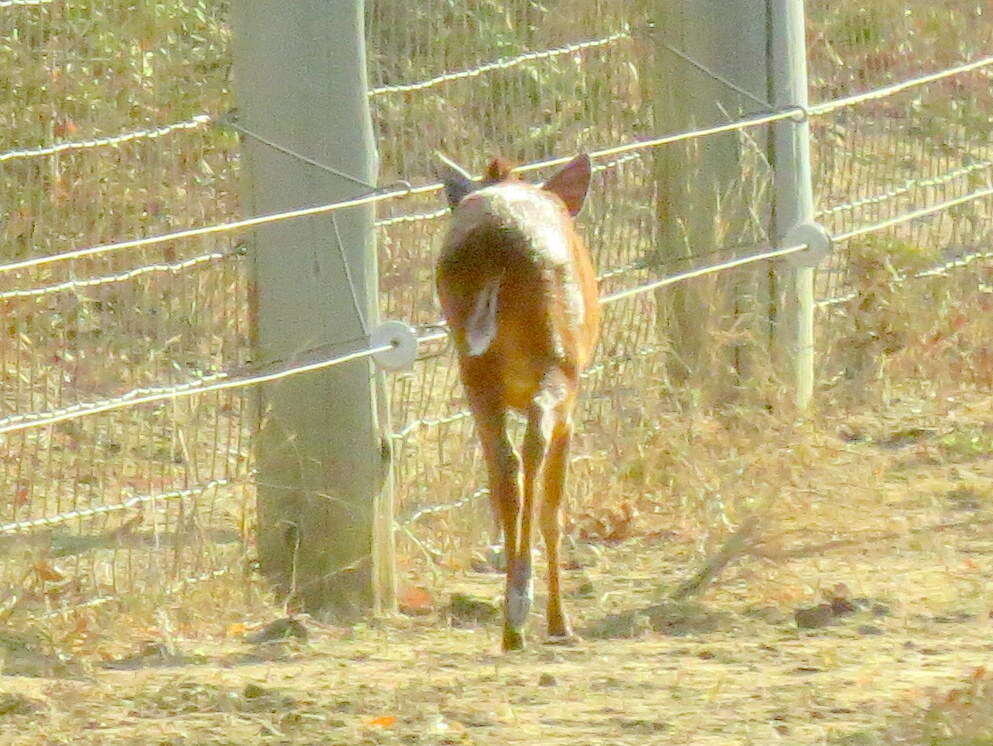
231, 0, 395, 618
770, 0, 816, 409
650, 0, 774, 407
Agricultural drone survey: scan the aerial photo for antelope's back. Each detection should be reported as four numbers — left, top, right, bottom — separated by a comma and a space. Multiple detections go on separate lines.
437, 180, 599, 404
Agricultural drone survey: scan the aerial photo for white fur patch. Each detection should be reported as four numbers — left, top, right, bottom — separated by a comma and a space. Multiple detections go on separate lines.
465, 274, 502, 356
506, 572, 534, 628
561, 268, 586, 330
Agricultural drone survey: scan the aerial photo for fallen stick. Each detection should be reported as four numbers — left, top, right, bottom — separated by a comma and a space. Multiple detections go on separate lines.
669, 517, 758, 601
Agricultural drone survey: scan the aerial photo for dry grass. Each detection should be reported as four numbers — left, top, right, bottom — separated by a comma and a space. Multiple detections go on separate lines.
2, 395, 993, 743
7, 318, 993, 742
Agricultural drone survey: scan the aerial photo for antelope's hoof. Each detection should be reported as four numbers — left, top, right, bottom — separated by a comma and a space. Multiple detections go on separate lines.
502, 627, 526, 652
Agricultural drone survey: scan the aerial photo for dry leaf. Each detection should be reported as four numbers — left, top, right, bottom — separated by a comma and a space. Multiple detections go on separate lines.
398, 585, 433, 615
366, 715, 397, 728
13, 484, 29, 508
34, 560, 65, 583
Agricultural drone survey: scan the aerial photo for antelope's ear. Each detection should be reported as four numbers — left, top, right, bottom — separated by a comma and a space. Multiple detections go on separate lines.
542, 153, 591, 216
435, 152, 476, 210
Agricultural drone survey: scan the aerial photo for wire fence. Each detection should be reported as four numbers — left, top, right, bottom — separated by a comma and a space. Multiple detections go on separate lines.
0, 0, 247, 619
372, 0, 993, 570
1, 0, 991, 622
807, 0, 993, 393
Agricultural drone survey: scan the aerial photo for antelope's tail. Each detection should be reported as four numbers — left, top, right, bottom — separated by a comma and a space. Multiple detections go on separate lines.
462, 273, 502, 357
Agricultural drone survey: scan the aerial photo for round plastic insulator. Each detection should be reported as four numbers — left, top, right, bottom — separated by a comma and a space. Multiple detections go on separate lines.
783, 220, 833, 268
370, 320, 419, 371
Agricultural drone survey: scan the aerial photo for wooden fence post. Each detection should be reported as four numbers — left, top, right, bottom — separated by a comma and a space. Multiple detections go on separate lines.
650, 0, 774, 407
770, 0, 817, 409
231, 0, 395, 618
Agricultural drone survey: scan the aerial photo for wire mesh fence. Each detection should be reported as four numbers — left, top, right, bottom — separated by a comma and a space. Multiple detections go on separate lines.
0, 0, 249, 618
369, 0, 682, 566
0, 0, 991, 625
806, 0, 993, 391
378, 0, 993, 576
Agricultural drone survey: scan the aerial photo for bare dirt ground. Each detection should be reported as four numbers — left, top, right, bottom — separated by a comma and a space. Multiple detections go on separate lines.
4, 390, 993, 745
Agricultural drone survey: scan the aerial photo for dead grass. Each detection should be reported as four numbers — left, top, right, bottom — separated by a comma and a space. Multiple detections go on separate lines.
5, 366, 993, 743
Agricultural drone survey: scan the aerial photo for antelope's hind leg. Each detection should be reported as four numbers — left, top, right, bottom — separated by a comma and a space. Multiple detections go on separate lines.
526, 378, 580, 644
499, 397, 554, 651
466, 387, 526, 652
540, 395, 579, 643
